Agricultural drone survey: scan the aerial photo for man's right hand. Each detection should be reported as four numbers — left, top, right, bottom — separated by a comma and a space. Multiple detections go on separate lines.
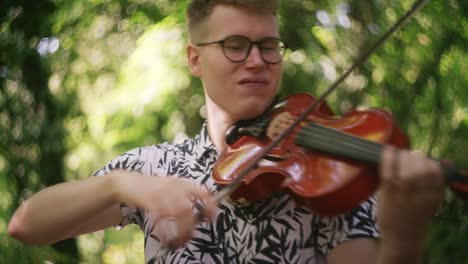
111, 170, 217, 246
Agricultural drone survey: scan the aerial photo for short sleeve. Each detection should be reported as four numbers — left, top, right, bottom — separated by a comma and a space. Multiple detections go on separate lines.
92, 148, 147, 229
315, 196, 380, 256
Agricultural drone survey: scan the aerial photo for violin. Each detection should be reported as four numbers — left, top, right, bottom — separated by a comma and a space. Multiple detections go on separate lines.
212, 93, 468, 216
207, 0, 468, 217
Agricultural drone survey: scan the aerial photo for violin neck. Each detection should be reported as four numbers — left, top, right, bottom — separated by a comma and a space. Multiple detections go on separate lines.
294, 121, 468, 195
294, 122, 384, 164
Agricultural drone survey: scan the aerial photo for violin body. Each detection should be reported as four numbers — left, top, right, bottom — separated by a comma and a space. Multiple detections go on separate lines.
213, 93, 409, 215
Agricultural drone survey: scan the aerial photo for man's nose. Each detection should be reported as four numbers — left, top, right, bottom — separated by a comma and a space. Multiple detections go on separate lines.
245, 45, 265, 67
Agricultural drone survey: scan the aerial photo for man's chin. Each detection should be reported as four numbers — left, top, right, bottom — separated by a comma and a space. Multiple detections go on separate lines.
233, 105, 269, 121
228, 94, 276, 121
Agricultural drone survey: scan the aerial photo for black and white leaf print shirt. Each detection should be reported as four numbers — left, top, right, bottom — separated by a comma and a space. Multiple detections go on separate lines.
93, 123, 379, 264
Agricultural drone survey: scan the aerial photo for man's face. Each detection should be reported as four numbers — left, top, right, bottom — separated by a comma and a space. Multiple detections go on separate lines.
188, 5, 283, 122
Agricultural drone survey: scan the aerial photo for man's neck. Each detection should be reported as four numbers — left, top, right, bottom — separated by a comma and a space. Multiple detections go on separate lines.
207, 120, 229, 153
205, 99, 235, 153
208, 112, 233, 153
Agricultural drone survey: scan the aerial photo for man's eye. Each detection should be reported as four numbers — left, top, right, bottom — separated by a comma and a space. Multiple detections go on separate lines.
225, 44, 246, 51
225, 45, 244, 50
262, 42, 280, 49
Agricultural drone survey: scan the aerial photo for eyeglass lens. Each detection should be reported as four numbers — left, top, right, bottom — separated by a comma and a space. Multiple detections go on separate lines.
222, 36, 285, 63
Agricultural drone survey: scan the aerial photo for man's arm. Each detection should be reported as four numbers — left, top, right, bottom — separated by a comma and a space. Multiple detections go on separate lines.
327, 238, 378, 264
8, 174, 121, 245
8, 170, 217, 246
328, 237, 424, 264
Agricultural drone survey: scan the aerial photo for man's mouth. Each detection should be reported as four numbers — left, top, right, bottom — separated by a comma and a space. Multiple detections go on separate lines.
238, 77, 269, 85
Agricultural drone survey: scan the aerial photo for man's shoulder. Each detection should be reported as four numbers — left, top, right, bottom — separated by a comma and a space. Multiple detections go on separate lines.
92, 137, 200, 176
123, 136, 200, 161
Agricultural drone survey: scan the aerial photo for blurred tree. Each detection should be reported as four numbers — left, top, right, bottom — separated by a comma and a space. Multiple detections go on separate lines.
0, 0, 79, 263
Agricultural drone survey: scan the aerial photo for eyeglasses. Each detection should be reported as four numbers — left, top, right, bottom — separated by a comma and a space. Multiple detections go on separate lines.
196, 35, 287, 64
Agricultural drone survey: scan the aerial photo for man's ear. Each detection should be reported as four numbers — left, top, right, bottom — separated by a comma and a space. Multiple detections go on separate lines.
187, 44, 202, 77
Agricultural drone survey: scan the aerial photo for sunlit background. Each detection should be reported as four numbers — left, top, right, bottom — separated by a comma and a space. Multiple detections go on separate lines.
1, 0, 467, 263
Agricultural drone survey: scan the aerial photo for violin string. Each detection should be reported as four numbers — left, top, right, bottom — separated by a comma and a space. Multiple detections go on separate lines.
296, 124, 384, 163
295, 124, 383, 162
296, 134, 381, 163
273, 122, 384, 163
292, 122, 468, 184
304, 123, 383, 154
274, 120, 383, 154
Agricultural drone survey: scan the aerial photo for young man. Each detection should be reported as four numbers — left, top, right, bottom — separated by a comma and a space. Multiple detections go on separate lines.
9, 0, 445, 263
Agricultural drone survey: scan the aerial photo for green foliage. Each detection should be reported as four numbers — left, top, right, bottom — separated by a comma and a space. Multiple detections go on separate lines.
1, 0, 467, 263
0, 238, 76, 264
1, 0, 80, 262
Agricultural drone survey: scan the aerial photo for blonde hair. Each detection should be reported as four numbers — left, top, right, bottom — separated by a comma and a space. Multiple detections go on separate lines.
186, 0, 279, 41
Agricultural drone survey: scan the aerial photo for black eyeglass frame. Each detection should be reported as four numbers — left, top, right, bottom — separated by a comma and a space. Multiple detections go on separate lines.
196, 35, 287, 64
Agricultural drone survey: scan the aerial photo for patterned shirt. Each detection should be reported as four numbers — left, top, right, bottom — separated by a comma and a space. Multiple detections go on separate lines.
93, 123, 379, 264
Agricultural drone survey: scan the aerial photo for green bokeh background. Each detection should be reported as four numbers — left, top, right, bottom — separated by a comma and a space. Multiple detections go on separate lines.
1, 1, 467, 263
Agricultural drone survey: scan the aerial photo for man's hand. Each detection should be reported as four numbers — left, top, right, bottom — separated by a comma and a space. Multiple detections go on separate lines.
377, 147, 445, 262
111, 170, 217, 247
